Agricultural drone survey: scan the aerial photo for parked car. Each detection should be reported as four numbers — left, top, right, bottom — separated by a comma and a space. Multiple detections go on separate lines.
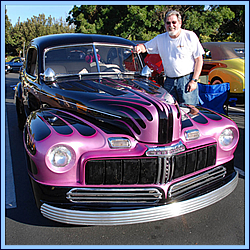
5, 64, 11, 74
15, 33, 239, 226
5, 57, 25, 72
202, 42, 245, 97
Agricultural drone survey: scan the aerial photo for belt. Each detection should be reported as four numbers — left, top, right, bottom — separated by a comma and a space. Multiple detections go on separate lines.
167, 72, 193, 79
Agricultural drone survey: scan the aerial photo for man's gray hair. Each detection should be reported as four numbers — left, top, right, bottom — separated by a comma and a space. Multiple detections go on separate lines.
164, 10, 182, 23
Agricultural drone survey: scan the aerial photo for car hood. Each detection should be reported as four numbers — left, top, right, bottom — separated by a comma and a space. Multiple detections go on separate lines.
41, 77, 176, 144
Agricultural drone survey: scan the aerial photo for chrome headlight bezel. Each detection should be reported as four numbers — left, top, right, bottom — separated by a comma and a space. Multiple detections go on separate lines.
46, 144, 76, 173
219, 128, 238, 149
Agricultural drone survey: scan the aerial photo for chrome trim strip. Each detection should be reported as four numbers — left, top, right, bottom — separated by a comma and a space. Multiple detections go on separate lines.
156, 158, 162, 184
40, 172, 238, 226
165, 156, 174, 183
66, 187, 162, 203
170, 155, 175, 181
146, 141, 185, 157
161, 157, 167, 184
169, 166, 226, 197
169, 166, 227, 198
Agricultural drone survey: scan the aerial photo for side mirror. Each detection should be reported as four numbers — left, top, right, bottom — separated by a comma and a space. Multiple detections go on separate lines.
140, 65, 153, 78
41, 68, 57, 82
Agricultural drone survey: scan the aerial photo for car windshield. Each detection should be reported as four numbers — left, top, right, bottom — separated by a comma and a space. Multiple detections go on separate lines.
44, 44, 143, 76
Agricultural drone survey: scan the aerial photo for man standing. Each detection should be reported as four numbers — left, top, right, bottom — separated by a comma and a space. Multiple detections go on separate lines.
134, 10, 204, 105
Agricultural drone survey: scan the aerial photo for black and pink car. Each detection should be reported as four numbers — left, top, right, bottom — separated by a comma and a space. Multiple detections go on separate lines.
15, 33, 239, 225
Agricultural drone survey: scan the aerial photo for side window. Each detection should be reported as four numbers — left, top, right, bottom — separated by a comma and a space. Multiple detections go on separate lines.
26, 48, 38, 76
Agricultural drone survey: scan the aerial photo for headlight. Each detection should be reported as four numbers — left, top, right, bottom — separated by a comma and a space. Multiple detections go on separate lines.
219, 129, 234, 147
49, 146, 72, 167
46, 145, 76, 172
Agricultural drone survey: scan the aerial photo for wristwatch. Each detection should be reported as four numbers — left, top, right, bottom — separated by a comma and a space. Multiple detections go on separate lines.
192, 78, 198, 82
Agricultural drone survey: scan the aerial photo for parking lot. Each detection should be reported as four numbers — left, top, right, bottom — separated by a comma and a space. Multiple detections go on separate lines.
4, 72, 246, 246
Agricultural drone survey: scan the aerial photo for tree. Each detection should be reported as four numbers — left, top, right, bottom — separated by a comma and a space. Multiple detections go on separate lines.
5, 12, 75, 56
66, 5, 241, 43
216, 5, 245, 41
5, 9, 15, 55
183, 5, 235, 42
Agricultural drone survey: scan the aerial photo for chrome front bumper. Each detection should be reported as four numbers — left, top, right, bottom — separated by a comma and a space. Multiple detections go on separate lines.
40, 172, 238, 226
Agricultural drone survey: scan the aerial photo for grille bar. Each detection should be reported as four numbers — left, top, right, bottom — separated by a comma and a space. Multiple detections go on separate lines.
66, 188, 163, 203
168, 166, 226, 199
156, 158, 162, 184
162, 157, 167, 184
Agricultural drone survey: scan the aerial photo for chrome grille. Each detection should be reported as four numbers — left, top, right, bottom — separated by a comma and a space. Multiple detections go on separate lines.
66, 188, 163, 204
84, 144, 217, 185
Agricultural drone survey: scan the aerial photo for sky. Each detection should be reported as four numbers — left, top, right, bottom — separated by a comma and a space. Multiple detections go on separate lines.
5, 1, 159, 26
4, 1, 214, 26
5, 3, 75, 26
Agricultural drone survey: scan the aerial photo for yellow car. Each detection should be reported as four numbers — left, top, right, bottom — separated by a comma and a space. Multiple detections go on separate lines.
202, 42, 245, 97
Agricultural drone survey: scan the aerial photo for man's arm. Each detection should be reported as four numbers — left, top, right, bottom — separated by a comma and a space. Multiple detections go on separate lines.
134, 44, 147, 54
187, 55, 203, 92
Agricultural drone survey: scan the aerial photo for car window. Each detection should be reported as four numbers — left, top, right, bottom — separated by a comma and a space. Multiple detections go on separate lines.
234, 48, 244, 59
203, 48, 212, 59
26, 48, 38, 76
95, 45, 142, 73
45, 45, 96, 74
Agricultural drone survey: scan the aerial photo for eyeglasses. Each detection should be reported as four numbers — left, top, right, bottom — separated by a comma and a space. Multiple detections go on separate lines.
166, 21, 177, 25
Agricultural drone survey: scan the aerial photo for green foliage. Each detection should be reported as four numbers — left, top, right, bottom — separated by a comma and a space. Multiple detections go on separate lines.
66, 5, 166, 40
5, 5, 245, 56
216, 5, 245, 42
183, 6, 235, 42
5, 12, 75, 56
66, 5, 243, 43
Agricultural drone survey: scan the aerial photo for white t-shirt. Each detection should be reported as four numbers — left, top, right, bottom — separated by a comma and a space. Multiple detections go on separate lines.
145, 29, 205, 78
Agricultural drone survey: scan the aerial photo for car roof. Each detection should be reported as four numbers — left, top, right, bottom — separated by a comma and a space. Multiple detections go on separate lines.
30, 33, 136, 50
202, 42, 245, 60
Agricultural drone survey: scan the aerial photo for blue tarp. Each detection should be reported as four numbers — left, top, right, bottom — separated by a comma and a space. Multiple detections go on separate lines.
198, 82, 230, 114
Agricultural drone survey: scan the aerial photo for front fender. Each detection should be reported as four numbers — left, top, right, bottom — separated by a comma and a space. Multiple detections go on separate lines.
209, 68, 244, 93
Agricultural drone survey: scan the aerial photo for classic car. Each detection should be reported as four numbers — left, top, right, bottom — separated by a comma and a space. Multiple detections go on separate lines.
6, 57, 25, 72
202, 42, 245, 97
15, 33, 239, 226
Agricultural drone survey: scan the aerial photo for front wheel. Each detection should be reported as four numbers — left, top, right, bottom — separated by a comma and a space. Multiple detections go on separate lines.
16, 97, 26, 130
